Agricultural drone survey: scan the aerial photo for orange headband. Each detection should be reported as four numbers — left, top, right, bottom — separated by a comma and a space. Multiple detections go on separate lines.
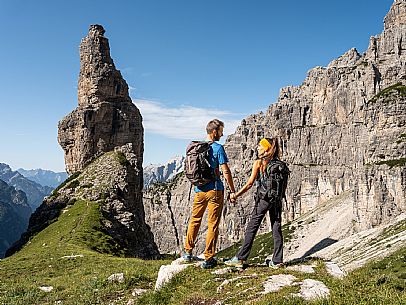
259, 138, 272, 151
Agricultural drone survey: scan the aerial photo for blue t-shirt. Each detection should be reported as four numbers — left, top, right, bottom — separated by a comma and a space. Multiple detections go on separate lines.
194, 141, 228, 192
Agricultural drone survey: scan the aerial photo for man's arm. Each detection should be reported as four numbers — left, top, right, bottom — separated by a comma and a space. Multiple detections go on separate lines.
220, 163, 235, 193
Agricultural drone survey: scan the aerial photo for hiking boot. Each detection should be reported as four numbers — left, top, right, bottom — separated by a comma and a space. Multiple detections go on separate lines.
224, 256, 244, 268
266, 259, 283, 269
182, 252, 193, 262
200, 257, 217, 269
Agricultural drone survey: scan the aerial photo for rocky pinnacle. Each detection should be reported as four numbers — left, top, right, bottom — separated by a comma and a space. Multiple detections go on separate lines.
58, 24, 143, 175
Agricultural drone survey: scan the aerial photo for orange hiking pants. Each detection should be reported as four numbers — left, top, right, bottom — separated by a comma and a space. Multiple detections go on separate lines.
185, 190, 224, 260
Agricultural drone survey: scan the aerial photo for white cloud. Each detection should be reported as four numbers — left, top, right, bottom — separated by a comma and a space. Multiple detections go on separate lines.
133, 99, 244, 140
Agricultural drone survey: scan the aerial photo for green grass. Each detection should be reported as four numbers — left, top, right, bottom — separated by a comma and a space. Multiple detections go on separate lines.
0, 200, 169, 305
218, 223, 295, 264
396, 133, 406, 144
0, 198, 405, 304
375, 158, 406, 168
116, 152, 129, 167
368, 82, 406, 104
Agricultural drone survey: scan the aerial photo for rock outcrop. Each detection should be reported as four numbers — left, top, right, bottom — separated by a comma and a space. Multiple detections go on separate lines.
58, 24, 143, 175
144, 1, 406, 254
7, 147, 159, 259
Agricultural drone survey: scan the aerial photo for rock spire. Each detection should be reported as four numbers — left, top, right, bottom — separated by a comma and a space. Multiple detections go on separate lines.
58, 24, 143, 175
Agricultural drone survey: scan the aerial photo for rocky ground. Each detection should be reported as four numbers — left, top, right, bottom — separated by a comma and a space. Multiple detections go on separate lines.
284, 191, 406, 272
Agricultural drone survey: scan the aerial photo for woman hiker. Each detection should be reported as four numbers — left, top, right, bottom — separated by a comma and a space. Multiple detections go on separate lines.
225, 137, 289, 269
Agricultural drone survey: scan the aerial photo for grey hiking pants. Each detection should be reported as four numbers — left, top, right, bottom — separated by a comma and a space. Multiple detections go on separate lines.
236, 197, 283, 264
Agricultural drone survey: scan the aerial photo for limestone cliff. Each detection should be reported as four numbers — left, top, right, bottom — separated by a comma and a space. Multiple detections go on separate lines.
58, 25, 143, 175
144, 0, 406, 254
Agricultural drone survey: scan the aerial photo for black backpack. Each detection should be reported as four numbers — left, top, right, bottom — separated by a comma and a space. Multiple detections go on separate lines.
256, 159, 290, 204
184, 141, 216, 187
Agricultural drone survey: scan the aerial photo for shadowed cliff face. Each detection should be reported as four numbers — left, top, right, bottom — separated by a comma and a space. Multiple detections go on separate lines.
0, 180, 31, 257
144, 1, 406, 254
58, 24, 143, 176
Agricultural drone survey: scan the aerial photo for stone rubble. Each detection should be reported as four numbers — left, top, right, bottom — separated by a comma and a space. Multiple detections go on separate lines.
211, 267, 233, 275
316, 213, 406, 272
108, 273, 125, 283
60, 254, 84, 259
325, 261, 346, 278
217, 274, 258, 293
286, 264, 316, 274
131, 288, 148, 296
262, 274, 297, 294
39, 286, 53, 292
293, 279, 330, 301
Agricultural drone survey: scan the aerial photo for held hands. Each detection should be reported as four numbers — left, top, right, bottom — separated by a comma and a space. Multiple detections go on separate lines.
228, 192, 237, 203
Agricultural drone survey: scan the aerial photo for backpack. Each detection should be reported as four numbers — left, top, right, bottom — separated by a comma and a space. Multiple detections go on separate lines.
184, 141, 216, 187
256, 159, 290, 204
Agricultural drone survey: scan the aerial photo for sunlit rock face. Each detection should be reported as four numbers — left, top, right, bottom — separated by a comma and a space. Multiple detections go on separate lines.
58, 24, 143, 176
144, 1, 406, 254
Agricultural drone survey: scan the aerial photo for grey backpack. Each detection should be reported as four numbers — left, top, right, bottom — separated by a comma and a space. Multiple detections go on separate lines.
185, 141, 216, 187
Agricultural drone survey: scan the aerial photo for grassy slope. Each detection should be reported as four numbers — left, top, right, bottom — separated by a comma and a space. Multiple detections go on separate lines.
0, 200, 171, 305
0, 199, 404, 305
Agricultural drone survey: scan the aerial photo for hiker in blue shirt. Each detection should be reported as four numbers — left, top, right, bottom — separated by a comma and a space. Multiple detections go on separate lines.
183, 119, 236, 269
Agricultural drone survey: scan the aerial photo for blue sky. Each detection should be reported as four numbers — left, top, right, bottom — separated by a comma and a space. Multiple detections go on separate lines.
0, 0, 393, 172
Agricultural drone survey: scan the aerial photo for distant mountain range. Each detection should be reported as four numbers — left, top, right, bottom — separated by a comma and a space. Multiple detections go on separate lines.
1, 157, 184, 206
0, 179, 31, 257
17, 168, 68, 188
0, 163, 54, 210
0, 164, 68, 257
0, 156, 183, 258
143, 156, 184, 188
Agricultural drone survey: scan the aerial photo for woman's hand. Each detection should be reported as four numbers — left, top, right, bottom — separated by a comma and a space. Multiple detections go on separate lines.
230, 192, 237, 203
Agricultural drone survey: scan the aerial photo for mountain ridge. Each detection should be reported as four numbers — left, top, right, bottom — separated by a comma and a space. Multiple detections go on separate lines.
0, 163, 52, 210
0, 179, 31, 257
143, 155, 184, 188
17, 168, 68, 188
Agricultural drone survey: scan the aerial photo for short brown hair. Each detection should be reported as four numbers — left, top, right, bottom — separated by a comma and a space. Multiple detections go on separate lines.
206, 119, 224, 134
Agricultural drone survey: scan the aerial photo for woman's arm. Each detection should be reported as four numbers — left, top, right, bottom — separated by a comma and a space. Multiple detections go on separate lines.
233, 160, 260, 199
